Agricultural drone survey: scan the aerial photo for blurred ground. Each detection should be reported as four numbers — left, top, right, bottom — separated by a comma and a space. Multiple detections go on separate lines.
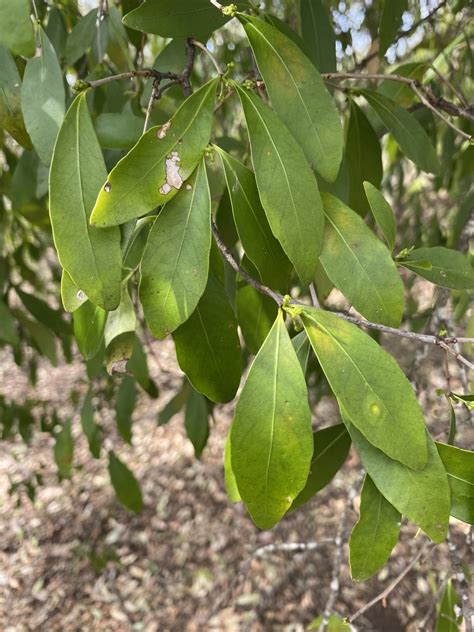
0, 330, 471, 632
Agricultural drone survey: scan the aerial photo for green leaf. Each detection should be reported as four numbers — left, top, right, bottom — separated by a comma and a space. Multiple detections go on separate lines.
308, 615, 351, 631
21, 27, 65, 166
234, 84, 324, 283
127, 338, 159, 398
300, 308, 428, 470
363, 182, 397, 251
291, 423, 351, 510
54, 421, 74, 479
436, 442, 474, 524
240, 14, 343, 182
104, 285, 136, 375
0, 45, 31, 148
139, 161, 211, 339
108, 451, 143, 513
49, 94, 122, 311
95, 111, 144, 150
65, 9, 98, 65
292, 330, 312, 374
230, 311, 313, 529
450, 392, 474, 410
235, 258, 278, 355
73, 301, 107, 361
61, 269, 87, 313
122, 0, 238, 38
319, 194, 404, 327
45, 7, 67, 60
399, 247, 474, 290
80, 391, 101, 459
435, 579, 461, 632
349, 475, 401, 581
184, 388, 209, 459
0, 0, 35, 58
345, 417, 449, 543
360, 89, 440, 175
90, 79, 218, 227
346, 100, 383, 216
0, 301, 19, 346
224, 430, 241, 503
116, 376, 137, 444
300, 0, 336, 73
379, 0, 408, 57
173, 275, 241, 403
17, 312, 58, 366
215, 146, 291, 289
158, 380, 191, 426
16, 288, 70, 337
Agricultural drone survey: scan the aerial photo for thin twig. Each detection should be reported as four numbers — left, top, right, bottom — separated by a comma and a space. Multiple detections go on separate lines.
348, 541, 434, 623
191, 39, 224, 76
309, 283, 320, 308
357, 0, 449, 70
210, 222, 474, 368
31, 0, 39, 20
143, 80, 160, 133
321, 72, 473, 140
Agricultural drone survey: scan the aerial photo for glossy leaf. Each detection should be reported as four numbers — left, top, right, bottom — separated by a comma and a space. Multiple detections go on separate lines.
21, 27, 65, 166
292, 330, 312, 374
49, 94, 122, 310
450, 392, 474, 410
108, 451, 143, 513
184, 388, 209, 459
122, 0, 238, 39
80, 391, 101, 459
139, 162, 211, 339
360, 89, 440, 175
0, 0, 35, 58
346, 100, 383, 216
346, 418, 450, 543
319, 193, 404, 327
399, 247, 474, 290
379, 0, 408, 57
349, 475, 401, 581
116, 376, 137, 444
95, 111, 144, 150
300, 0, 336, 72
61, 270, 87, 313
436, 442, 474, 524
54, 421, 74, 479
215, 146, 291, 289
104, 285, 136, 375
173, 275, 241, 403
240, 14, 343, 182
230, 311, 313, 529
224, 431, 241, 503
300, 307, 428, 469
291, 423, 351, 510
0, 46, 31, 148
90, 79, 218, 227
435, 579, 461, 632
73, 301, 107, 361
235, 84, 324, 283
363, 182, 397, 251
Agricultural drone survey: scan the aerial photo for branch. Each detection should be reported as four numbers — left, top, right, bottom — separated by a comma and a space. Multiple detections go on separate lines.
210, 222, 474, 370
357, 0, 449, 70
348, 541, 435, 623
321, 73, 473, 141
83, 69, 182, 89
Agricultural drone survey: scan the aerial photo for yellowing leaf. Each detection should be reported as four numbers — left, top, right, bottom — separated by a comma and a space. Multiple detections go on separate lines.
230, 311, 313, 529
301, 308, 428, 470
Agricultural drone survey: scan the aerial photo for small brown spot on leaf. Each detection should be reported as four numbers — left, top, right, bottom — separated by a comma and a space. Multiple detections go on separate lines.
157, 120, 171, 139
104, 181, 112, 193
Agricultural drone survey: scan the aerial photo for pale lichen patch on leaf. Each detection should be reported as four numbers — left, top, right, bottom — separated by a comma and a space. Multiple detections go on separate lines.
157, 120, 171, 140
159, 151, 183, 195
